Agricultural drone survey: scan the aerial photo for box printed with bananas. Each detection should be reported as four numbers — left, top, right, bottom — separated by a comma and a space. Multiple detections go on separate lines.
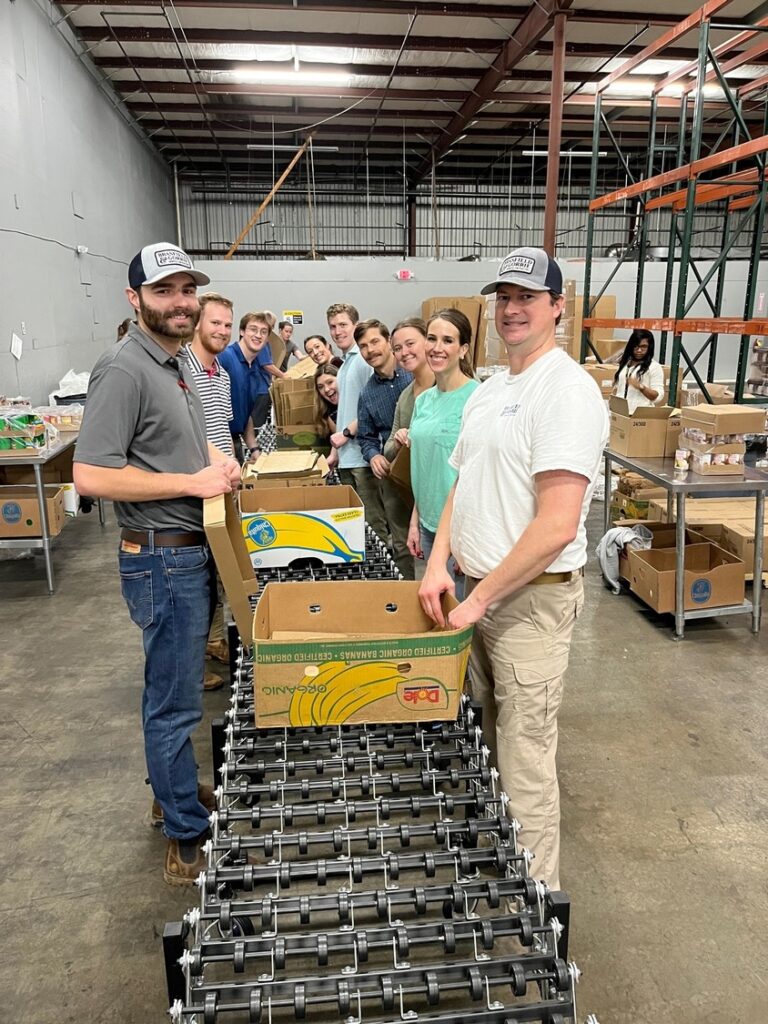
252, 581, 473, 727
240, 484, 365, 568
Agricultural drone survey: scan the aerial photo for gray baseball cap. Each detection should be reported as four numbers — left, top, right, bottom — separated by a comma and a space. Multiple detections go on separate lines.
128, 242, 210, 289
480, 247, 563, 295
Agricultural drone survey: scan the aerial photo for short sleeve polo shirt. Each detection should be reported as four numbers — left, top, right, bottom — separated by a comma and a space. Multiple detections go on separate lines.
74, 323, 209, 531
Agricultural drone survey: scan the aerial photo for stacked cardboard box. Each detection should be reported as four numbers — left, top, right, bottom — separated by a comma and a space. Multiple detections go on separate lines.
675, 404, 766, 477
204, 492, 474, 727
610, 470, 667, 521
284, 356, 317, 380
644, 497, 767, 581
557, 290, 617, 359
270, 377, 316, 431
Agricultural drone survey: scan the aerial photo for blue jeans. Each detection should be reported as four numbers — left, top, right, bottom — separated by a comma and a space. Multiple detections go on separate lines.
420, 526, 465, 600
118, 537, 216, 840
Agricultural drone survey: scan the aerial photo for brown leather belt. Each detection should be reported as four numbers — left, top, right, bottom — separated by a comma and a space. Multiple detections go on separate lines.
528, 567, 584, 585
120, 528, 206, 548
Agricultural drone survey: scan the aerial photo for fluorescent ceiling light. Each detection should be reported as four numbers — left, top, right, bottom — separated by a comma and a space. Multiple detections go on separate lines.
232, 69, 353, 87
247, 144, 340, 152
631, 59, 689, 76
522, 150, 607, 157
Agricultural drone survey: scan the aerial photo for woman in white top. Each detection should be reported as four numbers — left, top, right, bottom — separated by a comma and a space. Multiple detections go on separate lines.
612, 329, 666, 413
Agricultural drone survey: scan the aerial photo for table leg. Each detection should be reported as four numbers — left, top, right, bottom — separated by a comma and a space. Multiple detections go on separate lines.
34, 463, 55, 594
674, 491, 686, 640
98, 498, 106, 526
752, 491, 765, 634
603, 452, 612, 534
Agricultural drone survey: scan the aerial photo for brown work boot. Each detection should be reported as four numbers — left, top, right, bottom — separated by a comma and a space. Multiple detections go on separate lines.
204, 670, 223, 691
151, 784, 216, 828
206, 639, 229, 665
163, 833, 208, 886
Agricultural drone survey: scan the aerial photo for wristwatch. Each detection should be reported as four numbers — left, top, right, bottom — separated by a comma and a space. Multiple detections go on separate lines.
342, 427, 353, 439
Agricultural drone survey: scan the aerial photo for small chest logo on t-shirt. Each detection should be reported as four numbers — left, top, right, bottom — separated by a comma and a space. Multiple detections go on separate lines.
500, 403, 520, 417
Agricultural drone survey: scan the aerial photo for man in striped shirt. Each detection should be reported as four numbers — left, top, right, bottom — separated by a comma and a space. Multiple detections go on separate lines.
184, 292, 235, 677
185, 293, 235, 458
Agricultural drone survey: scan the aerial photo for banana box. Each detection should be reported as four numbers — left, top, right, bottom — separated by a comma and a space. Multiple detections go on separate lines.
240, 485, 365, 568
253, 580, 473, 726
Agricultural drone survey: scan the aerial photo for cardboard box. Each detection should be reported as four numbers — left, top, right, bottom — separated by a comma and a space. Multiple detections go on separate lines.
583, 363, 617, 397
719, 520, 768, 564
240, 485, 365, 569
609, 397, 676, 458
241, 451, 329, 489
267, 331, 286, 374
270, 377, 317, 429
0, 444, 75, 486
205, 493, 260, 641
389, 443, 413, 504
680, 404, 767, 436
285, 356, 317, 379
681, 383, 735, 406
252, 580, 473, 726
0, 485, 66, 538
611, 488, 668, 522
272, 426, 332, 456
616, 523, 709, 580
626, 542, 745, 614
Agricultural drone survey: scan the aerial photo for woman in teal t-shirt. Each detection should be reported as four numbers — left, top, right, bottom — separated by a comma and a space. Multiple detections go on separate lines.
407, 308, 479, 598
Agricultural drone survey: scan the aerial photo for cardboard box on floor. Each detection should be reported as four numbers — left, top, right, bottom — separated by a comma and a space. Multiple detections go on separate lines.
0, 484, 66, 538
241, 450, 329, 490
609, 397, 680, 458
718, 520, 768, 564
252, 580, 473, 726
240, 484, 365, 569
626, 542, 745, 614
615, 522, 710, 581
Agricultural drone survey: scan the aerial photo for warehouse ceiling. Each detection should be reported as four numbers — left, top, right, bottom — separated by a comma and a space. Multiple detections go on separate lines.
56, 0, 768, 192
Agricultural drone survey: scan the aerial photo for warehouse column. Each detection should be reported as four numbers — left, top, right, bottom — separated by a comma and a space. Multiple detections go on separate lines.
543, 11, 567, 256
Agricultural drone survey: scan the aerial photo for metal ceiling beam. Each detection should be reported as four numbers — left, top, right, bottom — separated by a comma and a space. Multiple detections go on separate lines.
93, 56, 603, 85
598, 0, 733, 93
409, 0, 573, 184
56, 0, 703, 25
125, 101, 764, 127
74, 25, 713, 61
654, 12, 768, 93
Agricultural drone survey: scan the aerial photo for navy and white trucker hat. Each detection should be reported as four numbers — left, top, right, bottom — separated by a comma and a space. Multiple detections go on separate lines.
480, 247, 563, 296
128, 242, 210, 289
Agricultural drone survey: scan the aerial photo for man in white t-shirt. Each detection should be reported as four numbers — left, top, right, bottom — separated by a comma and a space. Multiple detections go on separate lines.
419, 247, 609, 890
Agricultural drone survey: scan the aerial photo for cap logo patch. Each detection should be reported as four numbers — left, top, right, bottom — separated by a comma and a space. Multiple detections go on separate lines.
155, 248, 191, 268
500, 255, 535, 275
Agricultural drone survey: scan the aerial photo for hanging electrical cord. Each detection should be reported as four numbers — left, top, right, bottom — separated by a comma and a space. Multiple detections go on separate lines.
306, 138, 319, 258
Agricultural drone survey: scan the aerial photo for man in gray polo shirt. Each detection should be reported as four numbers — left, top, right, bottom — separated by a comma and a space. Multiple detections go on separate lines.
74, 242, 240, 885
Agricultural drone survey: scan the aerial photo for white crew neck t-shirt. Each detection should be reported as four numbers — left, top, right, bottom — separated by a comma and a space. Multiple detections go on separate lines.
449, 348, 609, 578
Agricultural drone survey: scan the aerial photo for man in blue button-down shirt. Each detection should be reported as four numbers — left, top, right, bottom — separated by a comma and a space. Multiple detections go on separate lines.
356, 318, 415, 579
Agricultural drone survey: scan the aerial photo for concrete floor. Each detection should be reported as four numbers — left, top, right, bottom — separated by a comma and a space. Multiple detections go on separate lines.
1, 506, 766, 1023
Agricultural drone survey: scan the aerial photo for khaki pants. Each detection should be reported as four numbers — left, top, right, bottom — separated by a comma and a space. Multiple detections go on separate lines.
465, 575, 583, 890
339, 466, 414, 580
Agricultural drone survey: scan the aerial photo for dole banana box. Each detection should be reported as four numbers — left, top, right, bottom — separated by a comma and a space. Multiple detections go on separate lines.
253, 580, 473, 726
240, 484, 365, 569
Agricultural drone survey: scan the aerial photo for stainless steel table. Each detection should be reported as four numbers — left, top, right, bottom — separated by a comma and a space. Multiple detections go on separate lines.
603, 450, 768, 639
0, 433, 105, 593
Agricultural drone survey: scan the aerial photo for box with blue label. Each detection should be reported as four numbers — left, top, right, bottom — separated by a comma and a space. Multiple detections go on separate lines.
0, 485, 66, 538
626, 541, 744, 614
239, 484, 365, 569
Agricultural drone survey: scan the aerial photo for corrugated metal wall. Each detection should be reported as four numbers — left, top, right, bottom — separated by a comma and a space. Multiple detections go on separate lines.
178, 181, 754, 261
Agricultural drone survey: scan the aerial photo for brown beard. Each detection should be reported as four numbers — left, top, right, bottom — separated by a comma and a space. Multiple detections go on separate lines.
139, 294, 199, 342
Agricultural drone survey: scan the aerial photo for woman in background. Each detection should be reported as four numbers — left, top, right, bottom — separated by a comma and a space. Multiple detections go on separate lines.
305, 334, 343, 369
612, 329, 665, 413
407, 308, 479, 596
313, 362, 340, 436
383, 318, 435, 462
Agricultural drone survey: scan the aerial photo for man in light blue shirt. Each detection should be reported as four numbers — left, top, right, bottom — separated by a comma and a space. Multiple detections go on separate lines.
328, 301, 387, 546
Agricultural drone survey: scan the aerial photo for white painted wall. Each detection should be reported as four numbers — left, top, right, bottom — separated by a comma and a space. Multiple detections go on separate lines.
0, 0, 176, 404
197, 255, 768, 383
